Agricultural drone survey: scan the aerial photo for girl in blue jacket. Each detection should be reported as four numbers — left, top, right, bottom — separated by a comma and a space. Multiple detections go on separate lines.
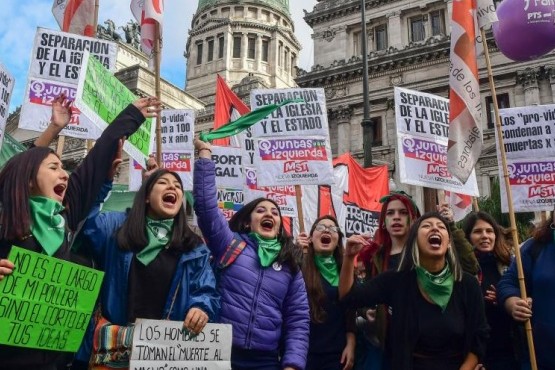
193, 138, 309, 370
75, 168, 220, 369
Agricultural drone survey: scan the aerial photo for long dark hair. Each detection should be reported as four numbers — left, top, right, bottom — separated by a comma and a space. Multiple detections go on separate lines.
463, 211, 512, 266
302, 215, 344, 323
0, 147, 56, 240
117, 169, 202, 253
371, 192, 421, 275
398, 212, 462, 281
531, 212, 554, 242
229, 197, 299, 273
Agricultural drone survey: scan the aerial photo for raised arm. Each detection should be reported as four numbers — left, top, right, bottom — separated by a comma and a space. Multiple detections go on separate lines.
34, 94, 72, 147
64, 97, 161, 231
339, 235, 368, 299
192, 138, 234, 259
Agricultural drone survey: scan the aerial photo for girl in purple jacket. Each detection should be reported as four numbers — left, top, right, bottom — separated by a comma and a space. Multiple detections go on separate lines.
193, 138, 310, 370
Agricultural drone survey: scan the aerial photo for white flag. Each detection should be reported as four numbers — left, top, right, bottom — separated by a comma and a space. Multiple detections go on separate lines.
131, 0, 164, 68
52, 0, 95, 36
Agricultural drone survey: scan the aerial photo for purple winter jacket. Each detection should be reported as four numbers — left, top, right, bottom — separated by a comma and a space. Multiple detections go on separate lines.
194, 158, 309, 370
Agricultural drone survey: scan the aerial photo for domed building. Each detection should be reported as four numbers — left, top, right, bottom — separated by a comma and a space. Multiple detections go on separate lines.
185, 0, 301, 131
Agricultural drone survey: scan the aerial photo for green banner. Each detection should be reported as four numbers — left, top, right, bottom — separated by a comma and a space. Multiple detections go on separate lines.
0, 246, 104, 352
75, 51, 153, 164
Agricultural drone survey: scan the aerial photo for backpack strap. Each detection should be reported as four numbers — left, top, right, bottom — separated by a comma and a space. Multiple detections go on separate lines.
218, 237, 247, 269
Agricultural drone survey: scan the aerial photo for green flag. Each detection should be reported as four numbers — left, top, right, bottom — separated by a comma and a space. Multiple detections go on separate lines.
199, 99, 303, 142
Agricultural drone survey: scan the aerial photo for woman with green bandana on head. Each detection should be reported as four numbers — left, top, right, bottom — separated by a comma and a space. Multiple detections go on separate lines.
296, 215, 356, 370
339, 212, 489, 370
0, 96, 162, 370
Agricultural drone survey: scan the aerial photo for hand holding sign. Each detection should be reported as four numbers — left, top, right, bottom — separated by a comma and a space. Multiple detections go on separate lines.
183, 307, 209, 335
0, 258, 14, 280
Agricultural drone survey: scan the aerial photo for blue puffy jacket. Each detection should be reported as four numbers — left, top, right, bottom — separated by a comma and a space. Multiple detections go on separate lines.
75, 182, 220, 363
194, 158, 309, 370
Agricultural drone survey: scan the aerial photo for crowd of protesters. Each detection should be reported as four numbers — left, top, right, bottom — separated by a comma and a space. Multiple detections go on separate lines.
0, 97, 553, 370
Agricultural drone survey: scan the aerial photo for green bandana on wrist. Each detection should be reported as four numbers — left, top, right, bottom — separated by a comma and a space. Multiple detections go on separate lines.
314, 254, 339, 286
29, 196, 65, 256
136, 217, 174, 266
250, 232, 281, 267
415, 264, 454, 312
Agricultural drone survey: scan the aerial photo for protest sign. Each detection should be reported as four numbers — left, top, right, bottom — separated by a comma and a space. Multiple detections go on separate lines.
130, 320, 232, 370
128, 109, 195, 191
212, 146, 244, 189
394, 87, 479, 196
0, 246, 103, 352
250, 88, 329, 138
19, 28, 117, 139
244, 167, 298, 217
75, 51, 154, 167
217, 188, 244, 221
0, 62, 14, 150
497, 104, 555, 211
253, 137, 334, 186
302, 153, 388, 238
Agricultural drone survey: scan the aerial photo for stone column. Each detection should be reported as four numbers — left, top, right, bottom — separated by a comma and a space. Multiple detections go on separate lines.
241, 33, 248, 69
386, 11, 402, 49
542, 65, 555, 103
255, 35, 263, 71
517, 67, 541, 105
331, 105, 354, 155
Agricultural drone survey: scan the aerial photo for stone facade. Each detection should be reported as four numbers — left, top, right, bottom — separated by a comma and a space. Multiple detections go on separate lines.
185, 0, 300, 132
296, 0, 555, 207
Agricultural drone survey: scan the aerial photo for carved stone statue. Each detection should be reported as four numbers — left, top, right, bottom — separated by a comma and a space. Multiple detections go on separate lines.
97, 19, 122, 42
120, 20, 141, 50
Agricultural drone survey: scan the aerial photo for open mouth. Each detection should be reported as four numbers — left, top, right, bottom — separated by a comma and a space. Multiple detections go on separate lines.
320, 234, 332, 244
428, 234, 442, 248
261, 219, 274, 231
53, 184, 66, 197
162, 193, 177, 205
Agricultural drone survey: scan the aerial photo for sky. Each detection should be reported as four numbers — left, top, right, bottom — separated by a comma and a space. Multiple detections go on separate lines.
0, 0, 318, 113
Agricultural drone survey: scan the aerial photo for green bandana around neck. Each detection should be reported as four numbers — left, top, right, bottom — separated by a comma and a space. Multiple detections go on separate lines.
29, 196, 65, 256
415, 263, 454, 312
136, 217, 174, 266
250, 232, 281, 267
314, 254, 339, 286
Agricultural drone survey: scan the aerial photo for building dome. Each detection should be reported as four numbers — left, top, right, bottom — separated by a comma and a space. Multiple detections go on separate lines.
197, 0, 289, 15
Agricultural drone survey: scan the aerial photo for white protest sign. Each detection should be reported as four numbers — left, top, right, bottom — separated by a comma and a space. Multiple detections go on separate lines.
128, 109, 195, 191
394, 87, 479, 196
250, 88, 329, 138
497, 104, 555, 212
130, 320, 232, 370
19, 28, 117, 139
253, 136, 334, 186
128, 151, 194, 191
244, 167, 298, 217
217, 188, 244, 221
212, 146, 244, 189
0, 62, 14, 149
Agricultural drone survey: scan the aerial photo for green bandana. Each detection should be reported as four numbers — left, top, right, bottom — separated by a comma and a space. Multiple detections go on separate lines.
29, 196, 65, 256
136, 217, 174, 266
314, 254, 339, 286
250, 232, 281, 267
415, 264, 454, 312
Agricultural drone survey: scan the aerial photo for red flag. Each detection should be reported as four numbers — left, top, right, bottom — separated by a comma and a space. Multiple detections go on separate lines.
213, 75, 250, 146
52, 0, 95, 36
447, 0, 483, 183
131, 0, 164, 67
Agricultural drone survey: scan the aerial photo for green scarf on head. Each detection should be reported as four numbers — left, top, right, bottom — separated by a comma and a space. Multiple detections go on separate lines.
415, 263, 454, 312
250, 232, 281, 267
314, 254, 339, 286
136, 217, 174, 266
29, 196, 65, 256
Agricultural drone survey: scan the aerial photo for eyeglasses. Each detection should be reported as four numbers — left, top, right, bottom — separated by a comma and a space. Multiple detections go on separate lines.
314, 224, 341, 233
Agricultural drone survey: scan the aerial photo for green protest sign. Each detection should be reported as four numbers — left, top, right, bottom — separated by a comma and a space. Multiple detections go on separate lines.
75, 51, 153, 168
0, 246, 104, 352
